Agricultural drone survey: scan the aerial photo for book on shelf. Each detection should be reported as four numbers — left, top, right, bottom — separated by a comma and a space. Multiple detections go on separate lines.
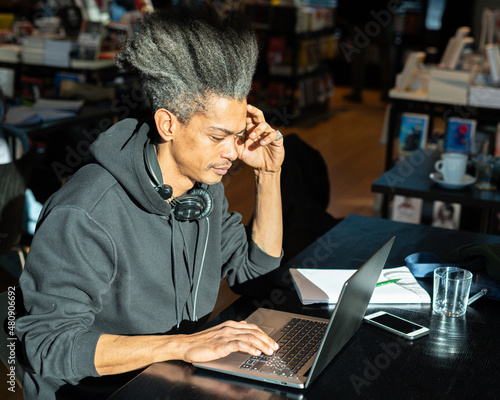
53, 71, 84, 96
266, 36, 287, 66
43, 39, 77, 68
431, 201, 461, 230
0, 67, 15, 97
439, 26, 472, 69
266, 81, 286, 107
479, 8, 500, 51
395, 51, 426, 92
21, 36, 45, 65
468, 84, 500, 109
290, 266, 431, 305
296, 72, 333, 109
0, 44, 21, 63
397, 112, 429, 157
19, 75, 43, 101
70, 57, 114, 69
444, 117, 477, 154
76, 21, 103, 60
485, 44, 500, 84
428, 67, 472, 105
319, 34, 337, 60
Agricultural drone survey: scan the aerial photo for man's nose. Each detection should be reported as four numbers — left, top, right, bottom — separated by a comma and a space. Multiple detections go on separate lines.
221, 138, 238, 161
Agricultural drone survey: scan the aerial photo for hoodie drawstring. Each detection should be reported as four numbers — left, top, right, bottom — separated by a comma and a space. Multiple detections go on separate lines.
171, 215, 210, 329
171, 219, 181, 329
192, 218, 209, 322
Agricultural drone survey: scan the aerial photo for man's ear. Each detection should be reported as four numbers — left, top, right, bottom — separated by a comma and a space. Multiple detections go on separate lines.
154, 108, 179, 143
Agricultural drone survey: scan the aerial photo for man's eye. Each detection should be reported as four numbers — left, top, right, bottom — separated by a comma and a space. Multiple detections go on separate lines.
211, 136, 225, 142
236, 134, 245, 141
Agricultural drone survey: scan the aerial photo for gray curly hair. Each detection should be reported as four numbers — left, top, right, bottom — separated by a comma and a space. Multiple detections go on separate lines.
115, 3, 258, 123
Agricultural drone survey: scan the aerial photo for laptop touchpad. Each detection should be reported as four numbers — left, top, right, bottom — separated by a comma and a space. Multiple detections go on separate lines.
260, 326, 275, 336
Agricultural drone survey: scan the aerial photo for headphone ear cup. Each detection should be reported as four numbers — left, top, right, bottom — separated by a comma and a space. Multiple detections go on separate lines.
174, 188, 214, 221
189, 187, 214, 220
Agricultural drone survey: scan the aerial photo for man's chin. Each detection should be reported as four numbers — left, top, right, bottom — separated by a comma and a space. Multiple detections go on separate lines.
200, 173, 223, 186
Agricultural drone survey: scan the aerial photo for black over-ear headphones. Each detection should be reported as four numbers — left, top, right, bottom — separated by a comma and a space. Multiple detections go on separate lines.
144, 138, 214, 221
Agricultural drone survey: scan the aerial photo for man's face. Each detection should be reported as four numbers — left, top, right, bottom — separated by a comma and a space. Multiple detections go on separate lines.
166, 96, 248, 191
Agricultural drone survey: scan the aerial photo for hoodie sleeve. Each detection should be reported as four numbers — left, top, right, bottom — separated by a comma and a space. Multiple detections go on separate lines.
218, 194, 282, 287
16, 206, 117, 383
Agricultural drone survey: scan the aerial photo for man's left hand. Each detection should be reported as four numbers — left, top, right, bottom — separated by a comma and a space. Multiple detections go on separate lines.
236, 104, 285, 173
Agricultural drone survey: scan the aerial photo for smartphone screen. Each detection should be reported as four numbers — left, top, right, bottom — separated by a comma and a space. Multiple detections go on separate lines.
369, 313, 423, 334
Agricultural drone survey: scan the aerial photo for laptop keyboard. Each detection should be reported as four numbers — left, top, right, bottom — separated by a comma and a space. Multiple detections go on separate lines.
239, 317, 328, 378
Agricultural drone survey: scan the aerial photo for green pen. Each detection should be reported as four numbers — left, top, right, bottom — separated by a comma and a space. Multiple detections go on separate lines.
376, 278, 400, 287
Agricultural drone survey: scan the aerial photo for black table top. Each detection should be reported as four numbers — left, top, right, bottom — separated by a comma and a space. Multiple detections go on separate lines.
108, 215, 500, 400
372, 149, 500, 210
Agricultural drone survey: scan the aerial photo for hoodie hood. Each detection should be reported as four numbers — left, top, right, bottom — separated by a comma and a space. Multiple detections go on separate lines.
90, 118, 172, 216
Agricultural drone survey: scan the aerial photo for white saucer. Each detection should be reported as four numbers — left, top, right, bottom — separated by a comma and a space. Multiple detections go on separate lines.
429, 172, 477, 189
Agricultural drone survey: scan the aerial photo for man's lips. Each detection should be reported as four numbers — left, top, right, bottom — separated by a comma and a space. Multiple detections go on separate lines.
212, 165, 231, 175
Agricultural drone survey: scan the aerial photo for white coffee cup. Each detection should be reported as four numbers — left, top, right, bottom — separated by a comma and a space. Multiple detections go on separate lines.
435, 153, 468, 184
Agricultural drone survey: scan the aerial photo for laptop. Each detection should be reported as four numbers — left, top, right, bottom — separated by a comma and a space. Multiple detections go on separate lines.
194, 236, 395, 389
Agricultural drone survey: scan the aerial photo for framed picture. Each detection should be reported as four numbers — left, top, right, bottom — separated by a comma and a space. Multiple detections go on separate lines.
398, 113, 429, 157
391, 196, 423, 224
445, 117, 477, 154
431, 201, 461, 230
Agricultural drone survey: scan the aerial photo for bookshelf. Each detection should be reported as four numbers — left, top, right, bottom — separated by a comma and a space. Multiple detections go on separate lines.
385, 96, 500, 171
375, 94, 500, 233
244, 1, 337, 122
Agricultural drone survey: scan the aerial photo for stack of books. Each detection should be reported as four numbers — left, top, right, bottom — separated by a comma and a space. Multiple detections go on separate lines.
21, 37, 45, 65
0, 44, 21, 63
468, 84, 500, 109
43, 39, 77, 68
428, 67, 472, 105
297, 72, 333, 109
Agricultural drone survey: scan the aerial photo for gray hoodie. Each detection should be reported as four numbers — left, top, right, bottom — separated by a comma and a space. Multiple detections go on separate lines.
16, 118, 281, 399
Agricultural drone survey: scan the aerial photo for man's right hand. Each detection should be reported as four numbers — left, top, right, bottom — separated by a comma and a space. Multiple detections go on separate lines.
96, 320, 279, 376
175, 320, 279, 363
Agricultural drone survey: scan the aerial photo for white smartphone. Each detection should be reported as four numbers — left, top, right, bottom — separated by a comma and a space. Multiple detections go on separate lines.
364, 311, 430, 340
